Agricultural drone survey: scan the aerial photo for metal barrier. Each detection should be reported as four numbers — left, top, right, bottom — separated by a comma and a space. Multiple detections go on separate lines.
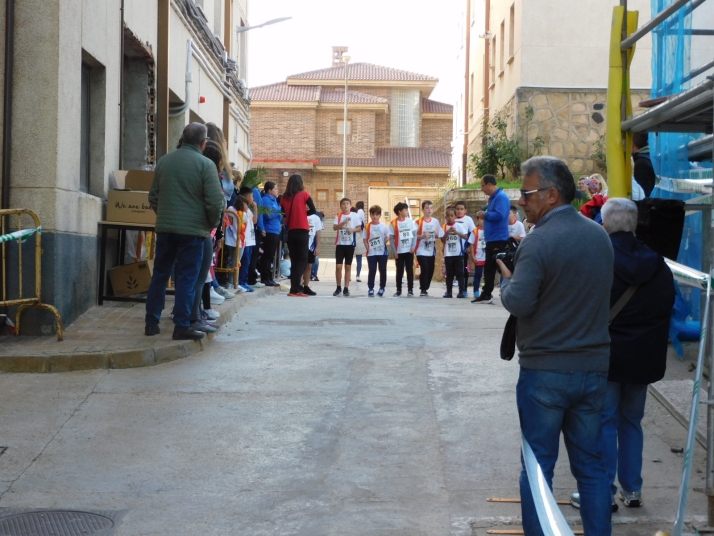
0, 208, 63, 341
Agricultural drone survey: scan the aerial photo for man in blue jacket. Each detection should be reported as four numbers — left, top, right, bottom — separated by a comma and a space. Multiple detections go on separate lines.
473, 174, 510, 304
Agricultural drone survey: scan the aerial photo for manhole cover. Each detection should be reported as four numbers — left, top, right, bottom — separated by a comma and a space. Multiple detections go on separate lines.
0, 510, 113, 536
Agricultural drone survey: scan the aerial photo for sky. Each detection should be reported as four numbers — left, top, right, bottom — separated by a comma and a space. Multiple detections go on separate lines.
246, 0, 463, 104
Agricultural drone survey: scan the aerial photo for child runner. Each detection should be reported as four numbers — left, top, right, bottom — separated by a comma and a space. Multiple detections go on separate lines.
508, 206, 527, 243
414, 200, 444, 297
354, 201, 367, 282
333, 198, 361, 296
441, 207, 474, 298
454, 201, 476, 293
389, 202, 418, 297
470, 212, 486, 300
302, 210, 323, 295
363, 205, 390, 297
238, 187, 258, 293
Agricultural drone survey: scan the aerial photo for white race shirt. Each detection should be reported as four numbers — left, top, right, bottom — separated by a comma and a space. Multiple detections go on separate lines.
455, 215, 476, 253
308, 214, 323, 251
334, 212, 360, 246
389, 218, 418, 254
244, 209, 256, 247
414, 217, 445, 257
443, 221, 474, 257
472, 227, 486, 263
364, 222, 390, 256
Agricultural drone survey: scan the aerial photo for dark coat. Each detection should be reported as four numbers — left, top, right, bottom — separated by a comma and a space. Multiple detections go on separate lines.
608, 231, 675, 384
633, 149, 656, 197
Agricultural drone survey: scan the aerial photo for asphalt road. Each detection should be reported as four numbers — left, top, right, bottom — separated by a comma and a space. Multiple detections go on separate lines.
0, 273, 707, 535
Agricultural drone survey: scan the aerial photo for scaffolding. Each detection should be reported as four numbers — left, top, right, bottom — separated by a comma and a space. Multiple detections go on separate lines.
609, 0, 713, 532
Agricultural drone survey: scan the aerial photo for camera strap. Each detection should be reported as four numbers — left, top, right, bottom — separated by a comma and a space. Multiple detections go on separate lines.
609, 285, 639, 324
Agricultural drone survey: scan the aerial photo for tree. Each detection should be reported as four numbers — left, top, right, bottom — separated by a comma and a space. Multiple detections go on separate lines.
468, 111, 523, 180
241, 166, 269, 189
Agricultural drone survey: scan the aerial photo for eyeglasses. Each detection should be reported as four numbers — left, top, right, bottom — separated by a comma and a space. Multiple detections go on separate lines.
520, 188, 549, 199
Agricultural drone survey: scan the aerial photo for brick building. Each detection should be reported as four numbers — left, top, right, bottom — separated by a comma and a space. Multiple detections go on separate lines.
249, 54, 453, 214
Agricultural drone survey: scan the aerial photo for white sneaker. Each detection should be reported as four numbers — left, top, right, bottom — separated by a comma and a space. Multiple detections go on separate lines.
252, 282, 266, 288
209, 288, 225, 304
216, 287, 235, 299
234, 285, 246, 293
205, 308, 221, 319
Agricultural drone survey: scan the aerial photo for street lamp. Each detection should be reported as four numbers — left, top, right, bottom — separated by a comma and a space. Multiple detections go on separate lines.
236, 17, 292, 34
342, 55, 350, 199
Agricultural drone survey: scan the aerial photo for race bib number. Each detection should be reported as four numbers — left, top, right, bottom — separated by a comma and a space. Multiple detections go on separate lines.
250, 227, 255, 240
369, 230, 383, 251
339, 228, 353, 244
446, 234, 459, 254
398, 223, 413, 249
309, 222, 316, 237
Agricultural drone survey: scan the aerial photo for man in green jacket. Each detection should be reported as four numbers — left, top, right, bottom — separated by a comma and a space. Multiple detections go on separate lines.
145, 122, 225, 340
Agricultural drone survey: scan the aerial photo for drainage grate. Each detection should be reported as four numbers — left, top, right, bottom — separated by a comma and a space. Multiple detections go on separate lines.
0, 511, 113, 536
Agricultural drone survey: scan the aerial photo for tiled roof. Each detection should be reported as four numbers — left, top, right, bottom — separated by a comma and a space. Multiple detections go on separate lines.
249, 83, 389, 105
319, 89, 388, 104
288, 63, 438, 83
422, 99, 453, 114
319, 147, 450, 169
249, 82, 320, 102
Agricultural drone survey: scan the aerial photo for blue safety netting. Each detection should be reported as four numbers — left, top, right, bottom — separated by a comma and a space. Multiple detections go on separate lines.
648, 0, 711, 337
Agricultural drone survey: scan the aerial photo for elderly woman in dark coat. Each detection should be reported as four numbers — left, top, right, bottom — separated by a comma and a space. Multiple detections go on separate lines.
572, 197, 675, 512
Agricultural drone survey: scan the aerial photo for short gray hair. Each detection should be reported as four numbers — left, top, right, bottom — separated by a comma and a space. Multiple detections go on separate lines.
521, 157, 576, 203
601, 198, 638, 234
182, 122, 207, 147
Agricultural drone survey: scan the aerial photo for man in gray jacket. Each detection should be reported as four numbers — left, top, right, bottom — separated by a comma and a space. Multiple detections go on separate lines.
498, 157, 614, 535
145, 122, 225, 340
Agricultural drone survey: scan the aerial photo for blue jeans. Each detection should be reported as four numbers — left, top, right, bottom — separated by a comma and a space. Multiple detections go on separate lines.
145, 233, 204, 329
239, 245, 253, 286
191, 237, 213, 323
600, 381, 648, 496
311, 256, 319, 278
473, 265, 483, 293
517, 368, 611, 536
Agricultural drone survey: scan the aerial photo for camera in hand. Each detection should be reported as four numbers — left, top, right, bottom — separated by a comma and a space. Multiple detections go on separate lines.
494, 251, 515, 274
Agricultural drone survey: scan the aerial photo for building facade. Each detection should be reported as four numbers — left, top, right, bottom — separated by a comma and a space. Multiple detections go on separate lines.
0, 0, 251, 333
250, 51, 453, 216
452, 0, 656, 184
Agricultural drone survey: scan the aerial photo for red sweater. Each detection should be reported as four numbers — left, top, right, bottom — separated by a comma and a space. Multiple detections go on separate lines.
280, 190, 312, 231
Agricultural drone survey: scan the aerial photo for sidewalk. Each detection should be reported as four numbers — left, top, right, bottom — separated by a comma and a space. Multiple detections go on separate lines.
0, 285, 281, 373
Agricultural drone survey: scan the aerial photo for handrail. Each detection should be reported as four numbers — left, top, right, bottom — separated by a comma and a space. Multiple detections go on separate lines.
621, 0, 700, 50
0, 208, 63, 340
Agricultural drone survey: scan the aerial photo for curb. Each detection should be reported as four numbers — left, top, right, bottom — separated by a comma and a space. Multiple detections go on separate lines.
0, 286, 282, 373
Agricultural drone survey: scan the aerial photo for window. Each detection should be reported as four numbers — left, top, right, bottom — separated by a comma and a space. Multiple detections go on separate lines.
334, 191, 344, 202
509, 4, 515, 59
500, 20, 505, 72
403, 182, 422, 187
316, 189, 328, 202
390, 89, 421, 148
490, 36, 497, 84
469, 73, 474, 113
369, 181, 389, 186
336, 120, 352, 135
80, 63, 91, 193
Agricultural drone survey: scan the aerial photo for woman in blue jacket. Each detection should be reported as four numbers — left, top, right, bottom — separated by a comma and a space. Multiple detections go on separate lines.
259, 181, 282, 286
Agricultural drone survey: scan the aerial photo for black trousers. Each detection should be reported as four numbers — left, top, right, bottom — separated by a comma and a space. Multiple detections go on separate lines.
444, 256, 465, 294
417, 255, 436, 291
395, 253, 414, 292
259, 233, 280, 282
248, 232, 262, 284
482, 240, 508, 297
287, 229, 309, 294
367, 255, 388, 290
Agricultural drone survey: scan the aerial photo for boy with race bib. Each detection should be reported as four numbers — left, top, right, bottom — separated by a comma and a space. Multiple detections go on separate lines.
363, 205, 390, 297
389, 202, 418, 297
441, 207, 474, 298
470, 212, 486, 300
414, 200, 444, 297
332, 198, 361, 297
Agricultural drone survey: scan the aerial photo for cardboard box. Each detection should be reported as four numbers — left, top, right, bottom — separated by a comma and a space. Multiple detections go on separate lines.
107, 170, 156, 224
107, 260, 154, 297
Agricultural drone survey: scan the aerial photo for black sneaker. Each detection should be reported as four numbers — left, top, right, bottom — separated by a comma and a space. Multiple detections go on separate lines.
302, 286, 316, 296
457, 291, 468, 299
145, 324, 160, 336
333, 287, 342, 296
393, 291, 402, 297
472, 294, 493, 304
420, 291, 428, 297
343, 287, 350, 297
442, 292, 453, 298
407, 290, 414, 297
172, 327, 205, 341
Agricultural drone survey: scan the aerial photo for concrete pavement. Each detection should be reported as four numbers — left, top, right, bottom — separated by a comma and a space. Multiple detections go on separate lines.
0, 263, 709, 535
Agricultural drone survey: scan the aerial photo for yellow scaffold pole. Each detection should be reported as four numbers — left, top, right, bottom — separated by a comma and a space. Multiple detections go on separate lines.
606, 5, 639, 199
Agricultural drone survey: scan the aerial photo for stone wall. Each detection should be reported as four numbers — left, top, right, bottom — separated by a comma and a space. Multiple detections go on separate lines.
514, 87, 650, 176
